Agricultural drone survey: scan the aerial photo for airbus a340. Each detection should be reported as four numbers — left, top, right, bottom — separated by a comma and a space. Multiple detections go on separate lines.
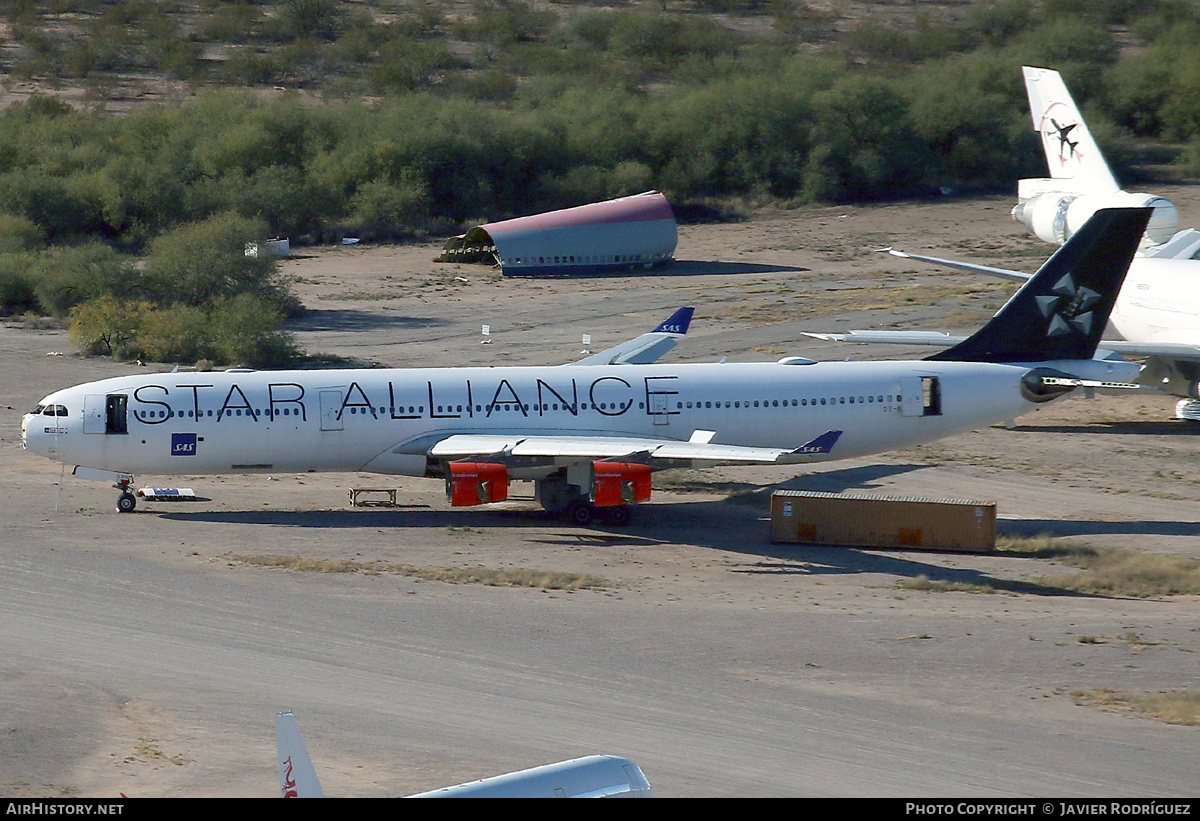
23, 208, 1149, 523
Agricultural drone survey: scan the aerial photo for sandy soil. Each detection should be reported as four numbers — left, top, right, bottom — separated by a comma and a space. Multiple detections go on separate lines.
2, 190, 1199, 797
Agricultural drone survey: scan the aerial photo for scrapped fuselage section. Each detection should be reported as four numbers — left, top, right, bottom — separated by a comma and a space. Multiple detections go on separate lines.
438, 191, 677, 276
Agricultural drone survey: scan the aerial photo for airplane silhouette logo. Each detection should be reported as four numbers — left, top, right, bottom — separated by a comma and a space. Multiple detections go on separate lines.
1050, 118, 1079, 159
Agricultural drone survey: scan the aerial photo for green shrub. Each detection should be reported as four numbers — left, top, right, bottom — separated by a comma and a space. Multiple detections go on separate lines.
30, 243, 137, 317
140, 212, 297, 313
0, 252, 38, 316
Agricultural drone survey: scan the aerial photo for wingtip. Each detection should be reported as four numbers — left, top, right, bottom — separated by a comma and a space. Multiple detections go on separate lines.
653, 306, 694, 335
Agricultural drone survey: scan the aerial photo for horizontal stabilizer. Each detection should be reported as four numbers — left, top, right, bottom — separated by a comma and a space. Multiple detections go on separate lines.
929, 207, 1150, 363
804, 330, 966, 346
887, 249, 1031, 282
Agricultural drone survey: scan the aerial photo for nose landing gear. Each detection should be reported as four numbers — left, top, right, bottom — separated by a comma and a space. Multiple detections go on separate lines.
115, 477, 137, 513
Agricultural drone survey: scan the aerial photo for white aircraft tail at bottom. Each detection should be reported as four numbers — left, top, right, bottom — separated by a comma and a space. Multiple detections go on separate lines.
275, 711, 652, 798
276, 711, 325, 798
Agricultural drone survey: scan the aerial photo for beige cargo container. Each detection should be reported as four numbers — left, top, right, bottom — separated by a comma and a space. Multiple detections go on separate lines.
770, 490, 996, 552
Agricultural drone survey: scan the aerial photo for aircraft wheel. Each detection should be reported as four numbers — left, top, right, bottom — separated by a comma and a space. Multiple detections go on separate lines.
605, 506, 632, 527
569, 502, 595, 526
116, 492, 137, 513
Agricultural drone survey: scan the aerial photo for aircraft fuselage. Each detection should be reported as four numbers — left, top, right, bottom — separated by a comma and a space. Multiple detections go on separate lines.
23, 359, 1042, 479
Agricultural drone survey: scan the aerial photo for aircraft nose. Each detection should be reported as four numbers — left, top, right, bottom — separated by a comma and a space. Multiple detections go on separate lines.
22, 410, 65, 461
21, 412, 43, 456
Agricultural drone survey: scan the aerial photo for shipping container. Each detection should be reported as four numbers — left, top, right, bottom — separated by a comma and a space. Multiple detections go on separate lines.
770, 490, 996, 552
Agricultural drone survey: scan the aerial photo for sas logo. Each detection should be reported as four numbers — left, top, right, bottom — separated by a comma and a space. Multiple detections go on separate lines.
171, 433, 197, 456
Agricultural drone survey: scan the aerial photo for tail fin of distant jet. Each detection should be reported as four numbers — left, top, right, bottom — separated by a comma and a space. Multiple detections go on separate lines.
1015, 67, 1183, 250
1023, 66, 1119, 194
928, 207, 1150, 363
276, 710, 325, 798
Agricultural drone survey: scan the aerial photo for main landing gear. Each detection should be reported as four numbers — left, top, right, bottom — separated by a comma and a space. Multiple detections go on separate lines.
537, 472, 634, 527
567, 500, 632, 527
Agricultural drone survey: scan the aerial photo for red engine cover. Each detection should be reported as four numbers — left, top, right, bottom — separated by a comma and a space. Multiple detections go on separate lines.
591, 461, 651, 507
447, 462, 509, 506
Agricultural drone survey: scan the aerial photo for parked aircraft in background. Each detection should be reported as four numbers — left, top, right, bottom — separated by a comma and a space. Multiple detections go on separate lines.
23, 208, 1149, 523
275, 711, 653, 798
831, 68, 1200, 420
1012, 66, 1199, 257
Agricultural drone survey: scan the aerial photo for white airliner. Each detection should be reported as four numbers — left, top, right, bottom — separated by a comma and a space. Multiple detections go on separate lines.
828, 68, 1200, 419
275, 710, 653, 798
1011, 66, 1196, 255
23, 208, 1148, 523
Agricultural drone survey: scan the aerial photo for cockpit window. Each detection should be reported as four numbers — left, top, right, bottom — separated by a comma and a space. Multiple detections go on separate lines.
42, 405, 67, 416
30, 405, 44, 415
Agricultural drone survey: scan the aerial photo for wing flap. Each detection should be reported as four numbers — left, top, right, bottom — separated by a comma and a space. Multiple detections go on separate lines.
429, 431, 842, 466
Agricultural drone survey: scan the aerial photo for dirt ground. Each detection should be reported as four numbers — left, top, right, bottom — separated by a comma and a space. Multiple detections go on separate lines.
2, 190, 1199, 797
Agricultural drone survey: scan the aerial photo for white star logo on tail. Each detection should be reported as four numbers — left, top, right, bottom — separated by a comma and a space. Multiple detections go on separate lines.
1037, 273, 1100, 338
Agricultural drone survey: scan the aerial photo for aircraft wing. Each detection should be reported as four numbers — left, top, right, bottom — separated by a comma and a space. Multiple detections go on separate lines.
570, 307, 693, 365
886, 249, 1032, 282
429, 429, 843, 467
803, 330, 967, 346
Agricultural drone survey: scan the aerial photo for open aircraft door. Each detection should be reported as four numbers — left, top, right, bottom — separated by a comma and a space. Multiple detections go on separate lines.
83, 393, 127, 433
900, 376, 941, 417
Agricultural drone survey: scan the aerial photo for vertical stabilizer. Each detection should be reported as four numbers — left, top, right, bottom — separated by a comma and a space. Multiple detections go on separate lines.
276, 710, 325, 798
929, 207, 1150, 363
1023, 66, 1119, 194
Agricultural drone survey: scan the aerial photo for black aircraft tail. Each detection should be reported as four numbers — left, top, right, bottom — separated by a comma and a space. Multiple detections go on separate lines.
927, 207, 1151, 363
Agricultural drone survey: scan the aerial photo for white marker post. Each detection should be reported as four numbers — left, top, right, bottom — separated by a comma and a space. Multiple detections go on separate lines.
581, 333, 591, 354
481, 324, 492, 344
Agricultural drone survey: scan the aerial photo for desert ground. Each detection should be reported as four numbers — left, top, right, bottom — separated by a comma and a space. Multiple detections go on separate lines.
1, 191, 1199, 797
